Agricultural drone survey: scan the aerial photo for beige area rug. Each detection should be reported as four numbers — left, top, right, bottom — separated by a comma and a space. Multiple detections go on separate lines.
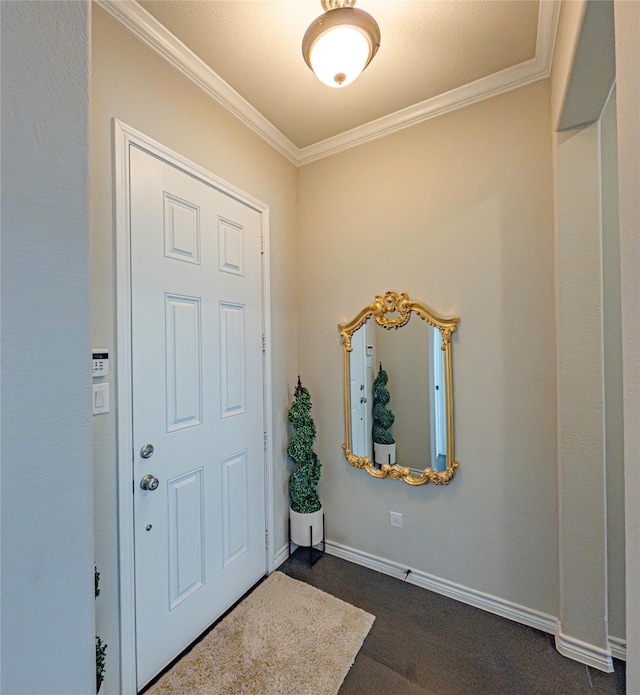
146, 571, 375, 695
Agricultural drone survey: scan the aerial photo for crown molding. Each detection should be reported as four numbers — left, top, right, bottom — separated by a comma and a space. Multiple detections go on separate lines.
95, 0, 300, 165
96, 0, 561, 167
298, 0, 561, 163
298, 58, 546, 164
536, 0, 562, 75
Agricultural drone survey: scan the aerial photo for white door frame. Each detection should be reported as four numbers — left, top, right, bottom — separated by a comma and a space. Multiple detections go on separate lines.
113, 119, 274, 694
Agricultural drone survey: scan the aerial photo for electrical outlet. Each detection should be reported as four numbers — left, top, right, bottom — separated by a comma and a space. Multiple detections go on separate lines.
390, 511, 403, 528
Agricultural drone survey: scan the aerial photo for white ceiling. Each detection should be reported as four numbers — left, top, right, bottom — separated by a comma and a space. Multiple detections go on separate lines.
98, 0, 560, 165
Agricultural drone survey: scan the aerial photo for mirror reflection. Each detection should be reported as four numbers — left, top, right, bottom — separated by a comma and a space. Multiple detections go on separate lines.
349, 320, 447, 474
339, 291, 460, 486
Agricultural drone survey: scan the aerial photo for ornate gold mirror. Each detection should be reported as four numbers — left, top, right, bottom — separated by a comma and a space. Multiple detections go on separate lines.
338, 291, 460, 485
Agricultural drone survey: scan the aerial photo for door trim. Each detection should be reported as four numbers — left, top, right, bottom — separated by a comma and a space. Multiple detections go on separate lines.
113, 119, 274, 694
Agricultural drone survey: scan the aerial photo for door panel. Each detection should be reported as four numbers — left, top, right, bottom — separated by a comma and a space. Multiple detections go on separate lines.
163, 193, 201, 264
221, 450, 249, 566
129, 145, 266, 688
167, 469, 205, 610
219, 219, 245, 275
219, 301, 247, 417
165, 294, 203, 431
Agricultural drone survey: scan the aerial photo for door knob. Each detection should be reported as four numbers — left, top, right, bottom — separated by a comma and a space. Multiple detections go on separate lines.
360, 397, 367, 403
140, 474, 159, 491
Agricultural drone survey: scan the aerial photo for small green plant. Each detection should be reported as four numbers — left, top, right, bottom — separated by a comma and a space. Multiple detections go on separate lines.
95, 567, 107, 692
96, 637, 107, 692
287, 377, 322, 514
372, 363, 395, 445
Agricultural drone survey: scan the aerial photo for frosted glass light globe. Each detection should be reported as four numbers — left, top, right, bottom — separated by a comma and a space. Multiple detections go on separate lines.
302, 6, 380, 89
309, 26, 370, 88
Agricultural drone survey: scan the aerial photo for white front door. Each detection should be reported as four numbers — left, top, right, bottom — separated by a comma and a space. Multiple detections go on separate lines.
349, 327, 367, 456
431, 328, 446, 470
349, 325, 374, 461
129, 145, 266, 688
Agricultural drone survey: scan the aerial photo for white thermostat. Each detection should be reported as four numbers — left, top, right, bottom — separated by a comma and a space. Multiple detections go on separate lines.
92, 348, 109, 378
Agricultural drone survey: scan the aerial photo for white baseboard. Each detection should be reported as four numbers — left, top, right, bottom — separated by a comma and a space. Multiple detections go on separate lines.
325, 540, 557, 633
556, 631, 614, 672
273, 543, 289, 570
608, 635, 626, 661
324, 539, 619, 672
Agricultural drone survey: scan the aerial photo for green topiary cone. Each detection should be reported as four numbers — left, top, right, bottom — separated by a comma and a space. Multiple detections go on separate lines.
372, 363, 395, 445
287, 377, 322, 514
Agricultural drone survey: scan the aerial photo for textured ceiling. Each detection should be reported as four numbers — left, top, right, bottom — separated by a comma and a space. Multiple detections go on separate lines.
137, 0, 540, 149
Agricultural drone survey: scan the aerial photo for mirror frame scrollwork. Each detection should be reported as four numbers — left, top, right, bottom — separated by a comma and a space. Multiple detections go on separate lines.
338, 291, 460, 486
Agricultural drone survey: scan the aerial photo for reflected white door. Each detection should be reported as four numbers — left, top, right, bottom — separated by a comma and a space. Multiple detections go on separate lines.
350, 328, 368, 456
130, 146, 266, 688
363, 322, 374, 461
432, 329, 447, 470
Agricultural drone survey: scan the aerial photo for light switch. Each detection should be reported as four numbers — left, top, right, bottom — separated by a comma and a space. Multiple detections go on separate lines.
93, 383, 110, 415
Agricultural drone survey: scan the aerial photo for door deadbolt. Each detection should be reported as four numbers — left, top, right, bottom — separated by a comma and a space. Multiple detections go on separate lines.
140, 474, 159, 491
140, 443, 154, 459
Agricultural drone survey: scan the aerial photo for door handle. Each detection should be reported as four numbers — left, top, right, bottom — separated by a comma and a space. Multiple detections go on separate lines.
360, 397, 367, 403
140, 474, 159, 491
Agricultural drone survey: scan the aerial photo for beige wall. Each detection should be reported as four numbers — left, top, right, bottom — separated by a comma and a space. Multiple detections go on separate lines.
601, 89, 625, 644
554, 121, 608, 653
614, 0, 640, 688
91, 8, 298, 692
297, 81, 559, 615
550, 0, 622, 663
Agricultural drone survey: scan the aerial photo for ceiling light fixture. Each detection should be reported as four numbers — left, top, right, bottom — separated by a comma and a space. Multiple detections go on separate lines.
302, 0, 381, 89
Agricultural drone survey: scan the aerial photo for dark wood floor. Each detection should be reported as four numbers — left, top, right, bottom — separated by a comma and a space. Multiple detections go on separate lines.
279, 552, 626, 695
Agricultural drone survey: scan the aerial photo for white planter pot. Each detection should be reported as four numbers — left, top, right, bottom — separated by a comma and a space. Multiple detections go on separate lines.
374, 442, 396, 466
290, 506, 324, 547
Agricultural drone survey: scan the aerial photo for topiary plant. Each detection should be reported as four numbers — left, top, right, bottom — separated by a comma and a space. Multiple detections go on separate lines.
96, 637, 107, 693
95, 567, 107, 692
287, 377, 322, 514
372, 363, 395, 445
